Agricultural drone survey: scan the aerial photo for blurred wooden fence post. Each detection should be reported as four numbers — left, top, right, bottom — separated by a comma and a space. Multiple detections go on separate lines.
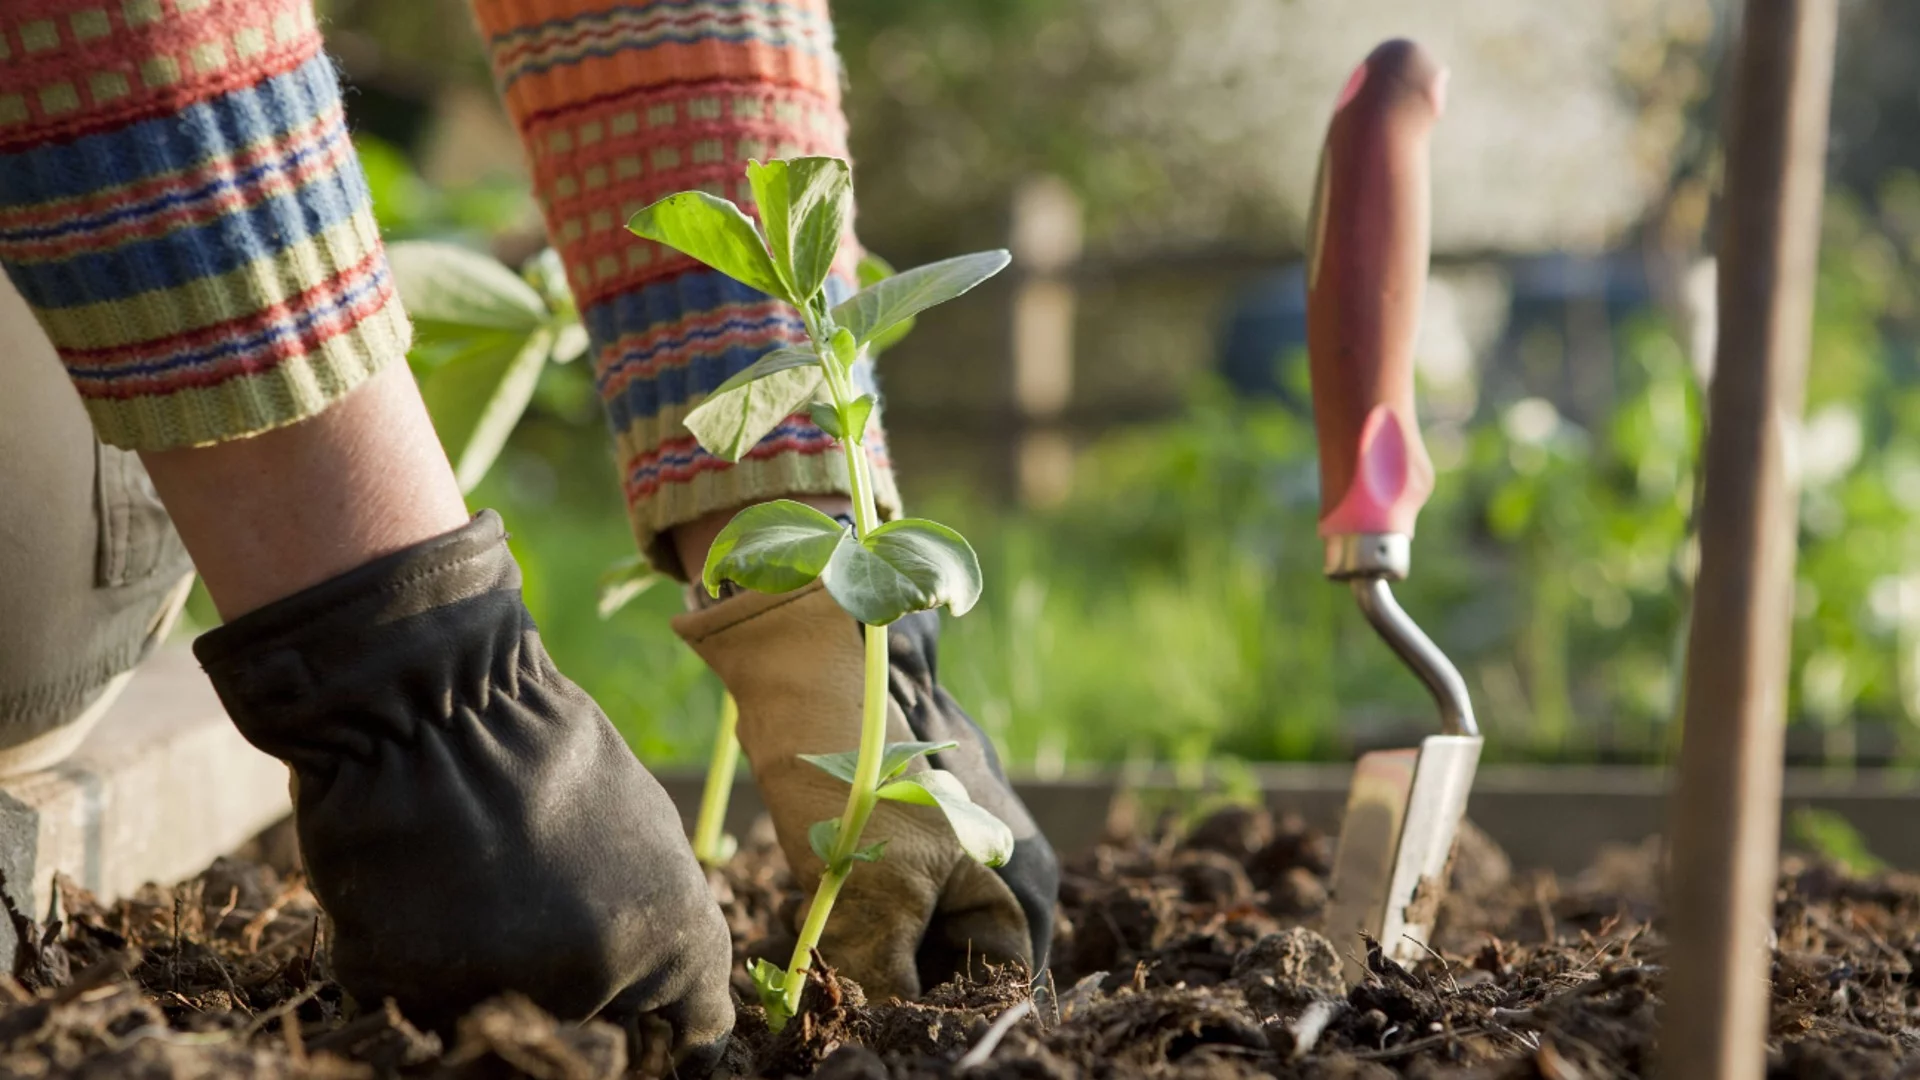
1009, 176, 1084, 508
1662, 2, 1837, 1078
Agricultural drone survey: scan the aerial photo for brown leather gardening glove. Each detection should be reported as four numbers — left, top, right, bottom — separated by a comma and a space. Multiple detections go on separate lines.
194, 512, 734, 1070
674, 581, 1058, 1001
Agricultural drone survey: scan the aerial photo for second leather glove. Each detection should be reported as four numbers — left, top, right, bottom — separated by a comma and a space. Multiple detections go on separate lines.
674, 580, 1058, 1002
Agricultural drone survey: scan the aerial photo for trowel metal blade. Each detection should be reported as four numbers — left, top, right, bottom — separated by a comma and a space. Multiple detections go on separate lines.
1323, 734, 1484, 982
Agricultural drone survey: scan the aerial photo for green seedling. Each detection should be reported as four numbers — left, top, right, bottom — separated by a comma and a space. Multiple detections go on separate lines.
629, 156, 1014, 1029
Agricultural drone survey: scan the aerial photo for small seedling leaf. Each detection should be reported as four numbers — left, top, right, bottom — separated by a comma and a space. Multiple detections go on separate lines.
832, 250, 1011, 347
798, 749, 860, 785
750, 958, 789, 1019
684, 365, 824, 462
596, 553, 663, 619
809, 401, 844, 439
703, 500, 849, 597
830, 326, 859, 369
820, 518, 983, 624
879, 740, 956, 782
808, 819, 841, 865
875, 769, 1014, 867
389, 241, 548, 338
628, 191, 790, 302
845, 395, 876, 442
852, 840, 889, 863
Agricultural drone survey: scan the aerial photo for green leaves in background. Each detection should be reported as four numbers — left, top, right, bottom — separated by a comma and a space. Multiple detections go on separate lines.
596, 553, 664, 620
390, 240, 548, 340
822, 518, 983, 625
749, 157, 852, 305
390, 241, 587, 494
833, 250, 1011, 347
702, 500, 850, 598
875, 769, 1014, 867
627, 191, 788, 300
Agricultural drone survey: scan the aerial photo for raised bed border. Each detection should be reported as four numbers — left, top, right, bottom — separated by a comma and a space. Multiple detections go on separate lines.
658, 764, 1920, 874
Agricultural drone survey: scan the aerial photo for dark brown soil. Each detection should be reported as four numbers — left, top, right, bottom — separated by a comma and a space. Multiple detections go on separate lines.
0, 806, 1915, 1078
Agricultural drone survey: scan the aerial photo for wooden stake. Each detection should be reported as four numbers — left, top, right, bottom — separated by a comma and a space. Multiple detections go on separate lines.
1663, 2, 1837, 1078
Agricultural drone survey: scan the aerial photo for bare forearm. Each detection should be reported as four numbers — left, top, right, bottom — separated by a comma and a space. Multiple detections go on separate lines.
140, 364, 469, 620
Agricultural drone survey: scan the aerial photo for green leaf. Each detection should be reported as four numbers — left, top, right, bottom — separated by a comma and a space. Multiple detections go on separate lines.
852, 840, 888, 863
750, 958, 790, 1021
820, 518, 983, 624
522, 247, 575, 316
710, 346, 819, 397
881, 740, 955, 781
703, 500, 850, 597
832, 250, 1011, 347
809, 401, 843, 439
389, 241, 548, 338
596, 554, 663, 619
874, 770, 1014, 867
854, 252, 916, 354
857, 252, 897, 289
628, 191, 789, 301
830, 326, 859, 369
808, 818, 840, 864
844, 395, 876, 442
550, 320, 590, 364
749, 157, 851, 305
683, 366, 824, 462
798, 740, 955, 788
797, 749, 858, 784
416, 328, 553, 494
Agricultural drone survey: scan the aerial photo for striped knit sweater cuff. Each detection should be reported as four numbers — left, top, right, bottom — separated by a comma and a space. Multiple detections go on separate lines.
0, 0, 409, 451
469, 0, 900, 577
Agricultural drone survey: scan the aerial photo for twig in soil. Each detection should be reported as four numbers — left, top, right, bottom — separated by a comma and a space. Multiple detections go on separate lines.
241, 982, 323, 1039
955, 999, 1033, 1069
1351, 1028, 1487, 1062
1402, 935, 1459, 994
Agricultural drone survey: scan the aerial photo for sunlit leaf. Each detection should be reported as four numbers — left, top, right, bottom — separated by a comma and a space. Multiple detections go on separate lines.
389, 241, 547, 339
702, 500, 850, 597
684, 366, 824, 462
820, 518, 983, 624
710, 346, 820, 397
596, 553, 663, 619
832, 250, 1011, 347
874, 769, 1014, 867
417, 328, 553, 494
749, 157, 851, 305
628, 191, 789, 301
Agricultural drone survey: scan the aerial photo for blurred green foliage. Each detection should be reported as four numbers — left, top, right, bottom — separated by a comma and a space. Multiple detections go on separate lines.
181, 120, 1920, 772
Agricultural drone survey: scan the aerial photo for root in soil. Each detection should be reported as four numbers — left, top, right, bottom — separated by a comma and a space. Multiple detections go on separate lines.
0, 808, 1914, 1078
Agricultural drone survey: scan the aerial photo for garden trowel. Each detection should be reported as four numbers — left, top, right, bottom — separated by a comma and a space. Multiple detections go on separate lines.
1305, 40, 1483, 981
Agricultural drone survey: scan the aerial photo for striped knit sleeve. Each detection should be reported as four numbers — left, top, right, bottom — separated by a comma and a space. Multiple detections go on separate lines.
0, 0, 409, 451
468, 0, 900, 575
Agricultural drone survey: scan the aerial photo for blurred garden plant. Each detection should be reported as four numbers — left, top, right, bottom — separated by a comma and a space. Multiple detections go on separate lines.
628, 156, 1015, 1027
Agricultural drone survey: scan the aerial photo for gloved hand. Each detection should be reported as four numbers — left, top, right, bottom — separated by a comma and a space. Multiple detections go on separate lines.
673, 581, 1058, 1001
194, 511, 734, 1070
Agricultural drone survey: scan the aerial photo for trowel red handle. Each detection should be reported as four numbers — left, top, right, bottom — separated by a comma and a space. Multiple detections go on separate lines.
1307, 40, 1444, 538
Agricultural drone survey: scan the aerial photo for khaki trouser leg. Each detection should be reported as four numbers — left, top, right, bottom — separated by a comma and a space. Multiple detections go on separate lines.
0, 275, 195, 776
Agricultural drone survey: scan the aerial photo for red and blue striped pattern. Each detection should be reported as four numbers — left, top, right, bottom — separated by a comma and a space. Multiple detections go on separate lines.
0, 0, 407, 449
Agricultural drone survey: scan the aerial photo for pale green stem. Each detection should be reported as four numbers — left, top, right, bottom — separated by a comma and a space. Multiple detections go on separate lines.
692, 692, 740, 867
774, 314, 891, 1022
